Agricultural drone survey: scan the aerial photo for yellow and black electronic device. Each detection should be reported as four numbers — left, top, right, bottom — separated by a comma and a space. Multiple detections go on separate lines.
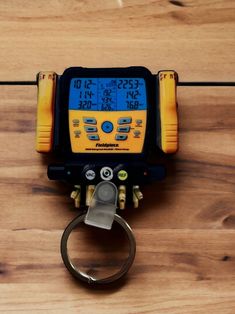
36, 67, 178, 190
36, 67, 179, 284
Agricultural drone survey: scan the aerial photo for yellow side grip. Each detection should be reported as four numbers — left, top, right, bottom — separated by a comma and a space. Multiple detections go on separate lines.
159, 71, 178, 154
36, 71, 57, 153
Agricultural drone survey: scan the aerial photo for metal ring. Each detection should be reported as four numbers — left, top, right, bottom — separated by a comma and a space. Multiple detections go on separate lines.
61, 213, 136, 285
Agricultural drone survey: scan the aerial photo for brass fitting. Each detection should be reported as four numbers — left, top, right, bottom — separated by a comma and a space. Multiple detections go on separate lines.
86, 185, 95, 207
133, 191, 139, 208
133, 185, 143, 200
70, 185, 81, 208
133, 185, 143, 208
118, 185, 126, 210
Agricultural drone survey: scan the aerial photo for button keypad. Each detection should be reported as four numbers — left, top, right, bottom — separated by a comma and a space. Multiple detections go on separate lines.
84, 126, 97, 133
88, 134, 99, 141
118, 117, 132, 125
115, 134, 127, 141
83, 117, 97, 125
70, 112, 146, 152
117, 126, 130, 133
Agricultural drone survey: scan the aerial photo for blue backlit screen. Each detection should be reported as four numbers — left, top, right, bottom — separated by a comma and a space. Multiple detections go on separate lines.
69, 78, 147, 111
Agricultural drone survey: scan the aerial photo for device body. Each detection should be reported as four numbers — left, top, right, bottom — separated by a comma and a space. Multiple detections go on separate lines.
36, 67, 178, 207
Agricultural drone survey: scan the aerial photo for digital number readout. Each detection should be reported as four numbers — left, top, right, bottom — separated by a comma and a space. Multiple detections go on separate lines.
69, 78, 147, 111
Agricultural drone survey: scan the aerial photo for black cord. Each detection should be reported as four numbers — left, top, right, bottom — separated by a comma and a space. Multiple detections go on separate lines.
0, 81, 234, 86
0, 81, 37, 85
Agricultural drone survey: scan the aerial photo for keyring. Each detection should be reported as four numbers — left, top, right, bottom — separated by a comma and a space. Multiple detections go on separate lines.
61, 213, 136, 285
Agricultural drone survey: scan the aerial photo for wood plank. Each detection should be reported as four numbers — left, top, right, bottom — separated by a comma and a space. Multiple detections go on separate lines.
0, 86, 234, 231
0, 1, 235, 311
0, 86, 234, 313
0, 0, 234, 81
0, 229, 235, 313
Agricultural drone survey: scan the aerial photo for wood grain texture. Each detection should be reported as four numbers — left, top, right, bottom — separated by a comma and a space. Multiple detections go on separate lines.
0, 85, 235, 313
0, 1, 235, 313
0, 0, 235, 81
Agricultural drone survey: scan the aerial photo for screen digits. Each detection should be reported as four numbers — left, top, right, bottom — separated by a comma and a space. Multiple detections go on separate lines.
73, 79, 96, 110
117, 79, 139, 90
69, 78, 147, 111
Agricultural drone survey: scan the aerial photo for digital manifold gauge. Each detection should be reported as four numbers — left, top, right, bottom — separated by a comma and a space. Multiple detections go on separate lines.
36, 67, 179, 285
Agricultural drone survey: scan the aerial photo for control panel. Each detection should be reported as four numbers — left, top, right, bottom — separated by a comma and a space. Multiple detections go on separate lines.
69, 111, 146, 153
68, 77, 147, 153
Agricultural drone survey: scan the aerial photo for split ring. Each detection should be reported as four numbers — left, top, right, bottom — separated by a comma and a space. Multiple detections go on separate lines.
61, 213, 136, 285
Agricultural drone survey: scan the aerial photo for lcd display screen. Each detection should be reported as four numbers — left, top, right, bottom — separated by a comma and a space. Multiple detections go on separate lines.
69, 78, 147, 111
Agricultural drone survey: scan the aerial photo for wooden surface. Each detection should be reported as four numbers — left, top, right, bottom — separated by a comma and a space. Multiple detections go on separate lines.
0, 1, 235, 313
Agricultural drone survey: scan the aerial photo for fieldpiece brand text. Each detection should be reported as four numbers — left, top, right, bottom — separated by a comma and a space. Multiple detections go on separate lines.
96, 143, 119, 148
